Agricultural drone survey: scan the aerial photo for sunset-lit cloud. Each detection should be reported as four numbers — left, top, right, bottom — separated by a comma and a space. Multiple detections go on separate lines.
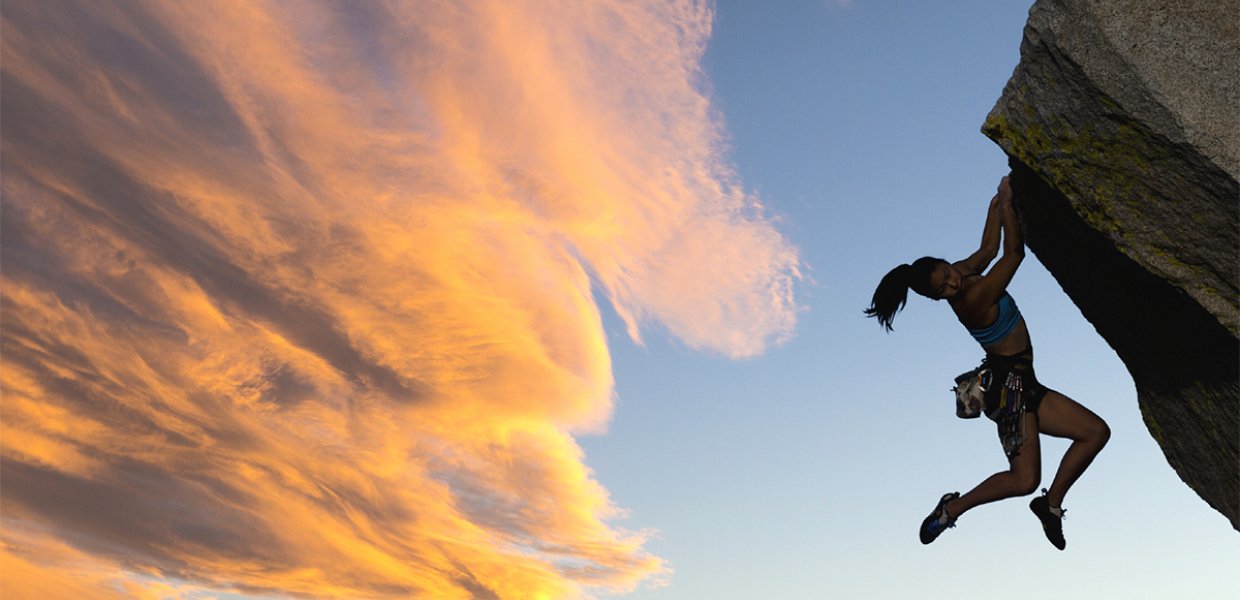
1, 1, 800, 598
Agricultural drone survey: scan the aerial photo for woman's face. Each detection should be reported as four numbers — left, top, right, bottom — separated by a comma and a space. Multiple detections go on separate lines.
925, 261, 962, 300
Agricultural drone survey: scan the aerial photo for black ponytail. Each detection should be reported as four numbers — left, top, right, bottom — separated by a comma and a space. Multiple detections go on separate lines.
864, 264, 914, 332
864, 257, 946, 331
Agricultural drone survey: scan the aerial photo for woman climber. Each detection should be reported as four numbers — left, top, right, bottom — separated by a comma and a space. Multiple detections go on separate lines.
864, 176, 1110, 550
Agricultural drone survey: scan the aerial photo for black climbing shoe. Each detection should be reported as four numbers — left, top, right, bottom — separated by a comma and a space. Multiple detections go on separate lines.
919, 492, 960, 544
1029, 489, 1066, 550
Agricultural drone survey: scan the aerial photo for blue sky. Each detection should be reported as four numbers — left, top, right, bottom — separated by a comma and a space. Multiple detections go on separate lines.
585, 1, 1240, 598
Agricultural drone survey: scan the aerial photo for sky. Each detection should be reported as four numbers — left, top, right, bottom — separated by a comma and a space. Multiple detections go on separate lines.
0, 1, 1236, 599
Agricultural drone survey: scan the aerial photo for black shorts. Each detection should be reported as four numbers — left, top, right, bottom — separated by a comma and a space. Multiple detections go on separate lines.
981, 349, 1050, 459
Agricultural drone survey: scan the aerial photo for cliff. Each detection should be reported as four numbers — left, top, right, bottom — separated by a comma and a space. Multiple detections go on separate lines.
983, 0, 1239, 529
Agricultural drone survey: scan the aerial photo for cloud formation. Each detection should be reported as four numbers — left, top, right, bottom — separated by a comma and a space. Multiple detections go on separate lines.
1, 1, 800, 597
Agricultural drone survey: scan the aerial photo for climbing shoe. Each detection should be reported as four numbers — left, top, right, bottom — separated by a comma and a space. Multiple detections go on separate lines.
919, 491, 960, 544
1029, 489, 1066, 550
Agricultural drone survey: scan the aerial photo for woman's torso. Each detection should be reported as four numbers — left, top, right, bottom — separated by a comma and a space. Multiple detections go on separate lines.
951, 274, 1032, 356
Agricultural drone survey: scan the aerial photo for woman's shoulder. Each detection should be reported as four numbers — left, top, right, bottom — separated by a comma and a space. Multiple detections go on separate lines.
952, 278, 999, 323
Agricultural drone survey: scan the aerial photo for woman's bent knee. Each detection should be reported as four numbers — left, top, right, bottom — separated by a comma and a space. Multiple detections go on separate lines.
1010, 470, 1040, 496
1092, 419, 1112, 448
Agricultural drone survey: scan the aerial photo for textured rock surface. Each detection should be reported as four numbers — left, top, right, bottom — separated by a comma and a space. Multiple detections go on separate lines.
983, 0, 1239, 529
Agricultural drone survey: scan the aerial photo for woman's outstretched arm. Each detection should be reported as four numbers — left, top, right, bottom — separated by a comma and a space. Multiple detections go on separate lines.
952, 177, 1021, 311
962, 177, 1024, 307
998, 177, 1024, 253
955, 191, 1002, 275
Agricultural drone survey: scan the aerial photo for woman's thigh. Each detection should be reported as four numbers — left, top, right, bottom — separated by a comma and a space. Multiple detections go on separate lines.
1035, 390, 1107, 442
1008, 412, 1041, 477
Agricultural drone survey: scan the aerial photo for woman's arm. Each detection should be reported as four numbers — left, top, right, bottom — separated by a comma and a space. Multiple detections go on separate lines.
963, 177, 1024, 306
955, 193, 1002, 275
998, 177, 1023, 253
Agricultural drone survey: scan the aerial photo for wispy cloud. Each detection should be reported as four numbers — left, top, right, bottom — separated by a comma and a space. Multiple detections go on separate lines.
1, 1, 800, 597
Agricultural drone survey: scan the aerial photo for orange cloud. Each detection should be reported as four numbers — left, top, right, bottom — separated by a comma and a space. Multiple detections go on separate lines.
1, 1, 799, 598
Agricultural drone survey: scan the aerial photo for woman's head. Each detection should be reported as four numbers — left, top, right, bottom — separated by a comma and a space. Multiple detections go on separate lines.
864, 256, 950, 331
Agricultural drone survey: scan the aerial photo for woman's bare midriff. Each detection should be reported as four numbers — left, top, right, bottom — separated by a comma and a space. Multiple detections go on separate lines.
981, 319, 1031, 356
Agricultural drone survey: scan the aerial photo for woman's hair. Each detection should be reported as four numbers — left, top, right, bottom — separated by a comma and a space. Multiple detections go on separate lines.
864, 256, 945, 331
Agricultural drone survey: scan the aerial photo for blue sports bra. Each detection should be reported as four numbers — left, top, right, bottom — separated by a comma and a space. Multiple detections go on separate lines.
968, 291, 1022, 347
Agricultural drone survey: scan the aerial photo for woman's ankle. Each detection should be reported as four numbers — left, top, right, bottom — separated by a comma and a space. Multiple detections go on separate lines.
944, 498, 965, 519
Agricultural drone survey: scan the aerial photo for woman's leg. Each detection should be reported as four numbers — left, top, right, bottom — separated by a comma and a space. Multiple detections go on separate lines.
945, 413, 1041, 518
1034, 390, 1111, 508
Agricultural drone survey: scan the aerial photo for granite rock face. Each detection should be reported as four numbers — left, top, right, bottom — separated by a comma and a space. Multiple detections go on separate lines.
983, 0, 1239, 529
